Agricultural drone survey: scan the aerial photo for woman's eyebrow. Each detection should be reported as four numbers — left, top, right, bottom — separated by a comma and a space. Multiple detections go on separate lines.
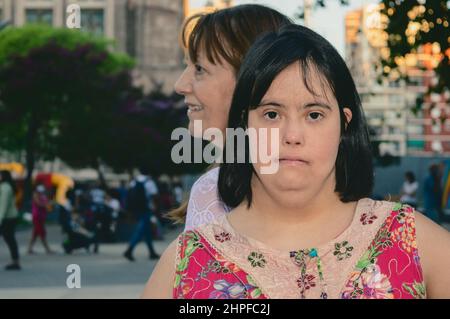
256, 100, 333, 110
303, 102, 332, 110
257, 101, 285, 108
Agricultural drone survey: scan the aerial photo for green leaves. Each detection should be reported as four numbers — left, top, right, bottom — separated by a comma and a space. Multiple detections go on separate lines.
380, 0, 450, 95
177, 257, 189, 272
402, 281, 426, 299
247, 252, 267, 268
174, 274, 182, 288
251, 288, 262, 299
0, 25, 138, 209
0, 25, 134, 71
392, 202, 403, 211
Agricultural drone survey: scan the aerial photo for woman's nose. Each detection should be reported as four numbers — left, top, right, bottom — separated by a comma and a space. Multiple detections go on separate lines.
174, 68, 192, 95
282, 119, 303, 146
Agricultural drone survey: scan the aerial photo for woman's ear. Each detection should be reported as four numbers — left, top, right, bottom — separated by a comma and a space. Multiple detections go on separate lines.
343, 107, 353, 131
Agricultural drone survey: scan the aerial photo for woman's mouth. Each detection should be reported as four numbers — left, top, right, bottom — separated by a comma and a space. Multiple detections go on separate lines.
187, 104, 204, 115
278, 157, 309, 166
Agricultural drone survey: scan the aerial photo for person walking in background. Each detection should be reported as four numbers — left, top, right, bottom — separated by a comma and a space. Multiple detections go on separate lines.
117, 180, 128, 211
424, 164, 442, 223
28, 184, 54, 254
123, 167, 160, 261
400, 171, 419, 208
173, 180, 183, 207
438, 161, 448, 222
0, 170, 21, 270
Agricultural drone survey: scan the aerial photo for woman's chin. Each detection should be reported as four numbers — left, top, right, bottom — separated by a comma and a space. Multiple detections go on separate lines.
188, 121, 205, 139
267, 175, 308, 193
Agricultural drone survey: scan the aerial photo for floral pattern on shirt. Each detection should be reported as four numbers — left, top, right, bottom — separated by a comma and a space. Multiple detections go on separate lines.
174, 230, 265, 299
174, 201, 425, 299
341, 204, 425, 299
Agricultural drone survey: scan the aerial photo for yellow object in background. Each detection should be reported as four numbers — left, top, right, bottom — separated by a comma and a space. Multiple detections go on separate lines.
51, 173, 74, 206
0, 162, 25, 177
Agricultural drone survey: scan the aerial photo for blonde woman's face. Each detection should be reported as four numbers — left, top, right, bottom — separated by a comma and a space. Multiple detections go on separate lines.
174, 51, 236, 138
248, 62, 352, 207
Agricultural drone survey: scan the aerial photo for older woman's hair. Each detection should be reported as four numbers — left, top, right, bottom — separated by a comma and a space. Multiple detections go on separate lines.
181, 4, 292, 74
219, 24, 374, 208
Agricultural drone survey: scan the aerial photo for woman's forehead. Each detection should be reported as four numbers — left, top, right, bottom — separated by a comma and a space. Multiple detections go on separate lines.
262, 62, 337, 105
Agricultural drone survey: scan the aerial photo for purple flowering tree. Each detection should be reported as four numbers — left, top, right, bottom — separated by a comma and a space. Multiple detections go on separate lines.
0, 25, 134, 206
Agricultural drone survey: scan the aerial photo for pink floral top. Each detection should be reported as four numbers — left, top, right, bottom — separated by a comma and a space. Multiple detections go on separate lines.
174, 198, 426, 299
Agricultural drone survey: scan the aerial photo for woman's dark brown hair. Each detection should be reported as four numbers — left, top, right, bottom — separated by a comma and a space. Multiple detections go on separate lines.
219, 24, 374, 208
167, 5, 292, 223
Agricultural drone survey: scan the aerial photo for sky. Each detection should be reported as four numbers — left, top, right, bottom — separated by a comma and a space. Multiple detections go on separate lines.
189, 0, 378, 57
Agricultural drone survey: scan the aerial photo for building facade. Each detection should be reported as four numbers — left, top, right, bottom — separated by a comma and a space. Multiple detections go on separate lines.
345, 4, 450, 157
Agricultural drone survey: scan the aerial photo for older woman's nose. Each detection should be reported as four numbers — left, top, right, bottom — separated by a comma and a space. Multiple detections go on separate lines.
174, 68, 193, 95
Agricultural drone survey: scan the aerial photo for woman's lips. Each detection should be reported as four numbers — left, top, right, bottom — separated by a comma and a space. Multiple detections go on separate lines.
278, 158, 309, 166
186, 104, 204, 116
187, 105, 204, 111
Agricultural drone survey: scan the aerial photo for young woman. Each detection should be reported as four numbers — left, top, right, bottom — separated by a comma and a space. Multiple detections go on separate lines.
168, 4, 292, 230
143, 24, 450, 299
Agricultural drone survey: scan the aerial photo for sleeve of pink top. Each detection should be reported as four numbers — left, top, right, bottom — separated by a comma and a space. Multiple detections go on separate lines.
185, 167, 231, 232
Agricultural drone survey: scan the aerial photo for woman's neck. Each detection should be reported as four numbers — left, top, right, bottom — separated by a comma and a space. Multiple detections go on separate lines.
228, 176, 359, 251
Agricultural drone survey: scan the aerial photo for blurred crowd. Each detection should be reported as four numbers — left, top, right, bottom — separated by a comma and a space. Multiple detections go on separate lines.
0, 168, 183, 270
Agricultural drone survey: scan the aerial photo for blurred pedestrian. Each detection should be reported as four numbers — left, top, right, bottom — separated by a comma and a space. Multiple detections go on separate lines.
438, 161, 448, 221
117, 180, 128, 210
424, 164, 442, 223
0, 170, 21, 270
173, 180, 183, 206
400, 171, 418, 208
28, 184, 54, 254
123, 168, 160, 261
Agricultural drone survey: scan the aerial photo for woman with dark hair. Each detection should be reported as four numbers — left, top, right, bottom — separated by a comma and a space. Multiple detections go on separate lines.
167, 4, 292, 230
0, 170, 21, 270
400, 171, 418, 208
144, 24, 450, 299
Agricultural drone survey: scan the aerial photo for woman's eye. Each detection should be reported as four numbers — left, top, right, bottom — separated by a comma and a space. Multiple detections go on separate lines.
307, 112, 323, 121
264, 111, 279, 120
194, 64, 204, 75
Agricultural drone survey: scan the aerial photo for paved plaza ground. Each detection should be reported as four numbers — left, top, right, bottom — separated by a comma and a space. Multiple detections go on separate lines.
0, 223, 182, 299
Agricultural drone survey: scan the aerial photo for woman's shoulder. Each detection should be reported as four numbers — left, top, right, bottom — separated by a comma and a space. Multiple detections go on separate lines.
191, 166, 220, 189
355, 198, 420, 237
188, 166, 221, 205
141, 239, 178, 299
366, 198, 417, 225
185, 167, 230, 231
357, 197, 399, 218
176, 216, 229, 256
365, 198, 450, 297
413, 209, 450, 297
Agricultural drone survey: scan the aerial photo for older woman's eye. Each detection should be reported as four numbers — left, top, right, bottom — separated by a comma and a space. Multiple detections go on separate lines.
194, 64, 205, 75
264, 111, 279, 120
